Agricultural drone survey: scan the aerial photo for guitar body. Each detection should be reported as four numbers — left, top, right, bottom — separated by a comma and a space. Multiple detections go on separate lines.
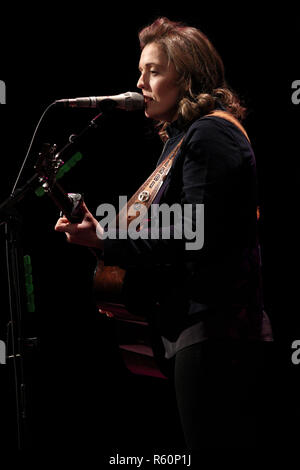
93, 259, 126, 303
93, 260, 167, 379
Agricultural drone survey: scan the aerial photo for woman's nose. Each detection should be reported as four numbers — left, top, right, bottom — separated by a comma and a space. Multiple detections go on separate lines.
137, 73, 144, 90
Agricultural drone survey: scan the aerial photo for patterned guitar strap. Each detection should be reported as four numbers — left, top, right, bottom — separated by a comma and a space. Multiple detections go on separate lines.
114, 136, 185, 229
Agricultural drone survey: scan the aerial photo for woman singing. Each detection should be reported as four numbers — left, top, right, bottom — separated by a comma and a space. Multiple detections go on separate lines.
55, 17, 273, 449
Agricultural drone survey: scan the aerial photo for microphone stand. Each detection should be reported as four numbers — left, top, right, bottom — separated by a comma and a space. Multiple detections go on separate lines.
0, 109, 108, 449
0, 174, 40, 450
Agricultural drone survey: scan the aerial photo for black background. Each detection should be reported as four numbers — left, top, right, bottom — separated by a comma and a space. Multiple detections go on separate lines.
0, 3, 299, 458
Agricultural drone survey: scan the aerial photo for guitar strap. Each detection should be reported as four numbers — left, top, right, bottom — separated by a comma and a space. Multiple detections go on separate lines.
206, 110, 250, 142
115, 136, 185, 228
115, 110, 250, 228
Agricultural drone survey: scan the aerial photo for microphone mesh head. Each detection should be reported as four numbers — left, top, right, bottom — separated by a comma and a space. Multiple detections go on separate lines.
124, 92, 145, 111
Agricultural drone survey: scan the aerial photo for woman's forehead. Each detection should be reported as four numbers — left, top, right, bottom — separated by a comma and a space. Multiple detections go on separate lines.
139, 43, 167, 68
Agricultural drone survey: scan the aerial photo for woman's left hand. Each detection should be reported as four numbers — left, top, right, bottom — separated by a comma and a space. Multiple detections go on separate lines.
54, 201, 104, 249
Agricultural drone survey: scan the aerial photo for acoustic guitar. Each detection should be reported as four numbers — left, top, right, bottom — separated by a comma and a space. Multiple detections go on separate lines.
35, 143, 167, 378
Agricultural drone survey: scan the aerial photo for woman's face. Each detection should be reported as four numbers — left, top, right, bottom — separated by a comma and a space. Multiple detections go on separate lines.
137, 42, 181, 122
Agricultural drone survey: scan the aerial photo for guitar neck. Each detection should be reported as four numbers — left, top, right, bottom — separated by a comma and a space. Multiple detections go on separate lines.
48, 182, 84, 223
49, 181, 99, 259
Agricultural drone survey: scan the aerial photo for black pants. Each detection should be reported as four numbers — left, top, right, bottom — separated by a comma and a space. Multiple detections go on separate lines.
172, 340, 276, 449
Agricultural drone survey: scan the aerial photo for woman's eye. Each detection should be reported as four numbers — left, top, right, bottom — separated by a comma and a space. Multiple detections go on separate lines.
150, 70, 158, 75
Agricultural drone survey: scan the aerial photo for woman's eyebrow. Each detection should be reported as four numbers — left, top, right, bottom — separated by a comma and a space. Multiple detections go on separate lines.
138, 62, 161, 71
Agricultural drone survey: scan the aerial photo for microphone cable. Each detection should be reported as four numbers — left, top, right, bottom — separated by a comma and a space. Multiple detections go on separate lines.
10, 101, 56, 197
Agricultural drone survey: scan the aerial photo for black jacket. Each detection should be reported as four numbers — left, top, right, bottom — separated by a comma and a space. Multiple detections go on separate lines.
103, 114, 273, 344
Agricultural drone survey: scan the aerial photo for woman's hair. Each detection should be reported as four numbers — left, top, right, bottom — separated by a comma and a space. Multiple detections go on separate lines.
138, 17, 246, 137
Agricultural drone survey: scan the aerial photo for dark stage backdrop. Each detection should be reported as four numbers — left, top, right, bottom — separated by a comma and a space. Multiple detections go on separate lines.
0, 4, 299, 458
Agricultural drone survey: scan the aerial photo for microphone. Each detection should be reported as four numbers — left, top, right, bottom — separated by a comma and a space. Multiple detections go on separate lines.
55, 91, 144, 111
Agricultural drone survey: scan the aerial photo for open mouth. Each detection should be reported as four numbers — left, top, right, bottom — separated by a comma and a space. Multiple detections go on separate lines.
144, 96, 154, 103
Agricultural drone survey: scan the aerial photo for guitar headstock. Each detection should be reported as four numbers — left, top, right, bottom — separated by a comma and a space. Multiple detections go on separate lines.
34, 143, 64, 193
